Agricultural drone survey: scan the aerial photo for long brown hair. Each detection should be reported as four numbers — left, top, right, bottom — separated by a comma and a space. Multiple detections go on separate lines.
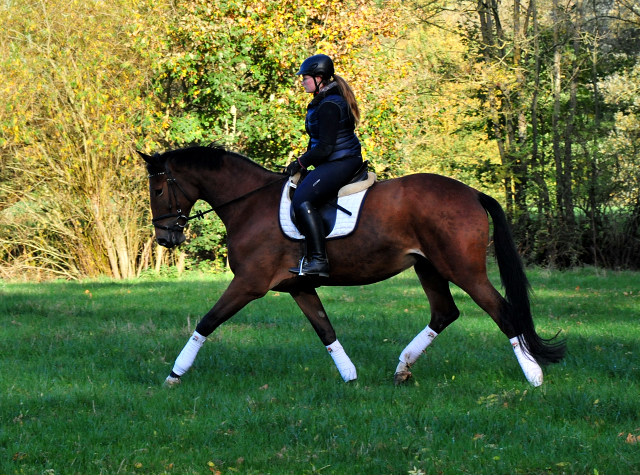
333, 74, 360, 126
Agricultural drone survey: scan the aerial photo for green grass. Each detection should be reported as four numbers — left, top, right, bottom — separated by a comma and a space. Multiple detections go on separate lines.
1, 266, 639, 474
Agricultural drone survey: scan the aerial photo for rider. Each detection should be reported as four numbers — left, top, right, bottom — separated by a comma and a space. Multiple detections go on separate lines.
286, 54, 364, 277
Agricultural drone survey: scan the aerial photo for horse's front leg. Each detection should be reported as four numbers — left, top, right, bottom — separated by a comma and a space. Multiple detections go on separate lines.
165, 277, 266, 386
291, 288, 357, 382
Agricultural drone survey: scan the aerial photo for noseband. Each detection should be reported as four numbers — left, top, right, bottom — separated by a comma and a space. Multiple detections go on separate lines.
148, 161, 287, 232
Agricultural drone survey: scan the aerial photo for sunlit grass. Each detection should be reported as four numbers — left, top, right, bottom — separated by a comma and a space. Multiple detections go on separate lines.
1, 266, 639, 474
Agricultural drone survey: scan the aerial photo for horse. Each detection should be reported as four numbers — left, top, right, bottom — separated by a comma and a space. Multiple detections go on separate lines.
139, 145, 565, 387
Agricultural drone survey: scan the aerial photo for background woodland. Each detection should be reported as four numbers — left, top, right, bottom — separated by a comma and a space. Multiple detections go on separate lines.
1, 0, 640, 279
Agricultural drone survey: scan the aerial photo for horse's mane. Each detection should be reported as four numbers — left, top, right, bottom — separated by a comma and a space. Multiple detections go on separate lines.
146, 143, 272, 176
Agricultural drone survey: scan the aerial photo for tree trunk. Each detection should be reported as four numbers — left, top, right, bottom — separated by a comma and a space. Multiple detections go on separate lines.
155, 245, 164, 272
477, 0, 513, 216
176, 249, 186, 275
113, 227, 131, 279
513, 0, 529, 235
552, 0, 564, 217
563, 4, 580, 227
137, 236, 154, 277
92, 196, 121, 279
531, 0, 551, 212
588, 0, 602, 267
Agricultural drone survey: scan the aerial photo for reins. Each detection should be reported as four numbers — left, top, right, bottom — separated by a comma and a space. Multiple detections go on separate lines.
149, 162, 287, 232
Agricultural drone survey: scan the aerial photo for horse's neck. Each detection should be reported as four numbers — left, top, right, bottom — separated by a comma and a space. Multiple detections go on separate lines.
194, 155, 279, 223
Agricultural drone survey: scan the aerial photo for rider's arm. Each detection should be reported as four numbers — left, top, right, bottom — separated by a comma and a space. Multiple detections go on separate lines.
298, 101, 340, 168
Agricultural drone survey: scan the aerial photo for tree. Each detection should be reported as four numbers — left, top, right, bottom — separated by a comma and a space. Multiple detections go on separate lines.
156, 0, 405, 172
0, 0, 167, 279
404, 0, 640, 267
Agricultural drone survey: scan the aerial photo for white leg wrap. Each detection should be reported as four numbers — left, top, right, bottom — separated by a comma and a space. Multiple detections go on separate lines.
326, 339, 357, 382
171, 331, 207, 377
398, 325, 438, 366
510, 336, 543, 387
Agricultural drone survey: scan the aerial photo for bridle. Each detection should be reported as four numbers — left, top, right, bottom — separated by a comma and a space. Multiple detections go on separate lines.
148, 162, 192, 232
148, 161, 287, 232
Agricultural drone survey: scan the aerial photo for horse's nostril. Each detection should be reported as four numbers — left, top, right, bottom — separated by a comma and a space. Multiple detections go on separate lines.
157, 238, 171, 248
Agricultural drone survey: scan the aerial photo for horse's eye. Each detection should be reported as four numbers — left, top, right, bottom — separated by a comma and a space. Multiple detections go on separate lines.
155, 189, 163, 197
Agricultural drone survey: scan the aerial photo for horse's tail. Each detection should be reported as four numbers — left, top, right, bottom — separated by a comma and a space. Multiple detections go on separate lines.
478, 192, 566, 364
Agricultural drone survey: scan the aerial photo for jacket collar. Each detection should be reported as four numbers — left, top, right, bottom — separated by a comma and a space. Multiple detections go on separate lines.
309, 81, 340, 106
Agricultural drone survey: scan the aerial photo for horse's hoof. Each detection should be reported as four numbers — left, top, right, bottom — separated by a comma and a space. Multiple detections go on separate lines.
526, 372, 543, 387
394, 371, 412, 385
164, 375, 181, 387
339, 365, 357, 382
343, 373, 357, 383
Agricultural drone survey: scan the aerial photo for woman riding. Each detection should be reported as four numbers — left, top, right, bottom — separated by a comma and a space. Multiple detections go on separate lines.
286, 54, 364, 277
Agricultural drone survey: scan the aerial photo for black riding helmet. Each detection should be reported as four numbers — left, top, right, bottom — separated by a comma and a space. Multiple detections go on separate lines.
296, 54, 334, 94
296, 54, 335, 80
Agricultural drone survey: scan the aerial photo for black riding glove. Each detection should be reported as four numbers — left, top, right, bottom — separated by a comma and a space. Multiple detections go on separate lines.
285, 160, 303, 176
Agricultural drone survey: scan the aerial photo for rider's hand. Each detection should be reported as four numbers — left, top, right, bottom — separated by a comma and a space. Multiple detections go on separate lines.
285, 160, 303, 176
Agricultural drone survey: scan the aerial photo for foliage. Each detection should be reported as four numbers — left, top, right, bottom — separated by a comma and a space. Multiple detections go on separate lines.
0, 0, 169, 279
156, 0, 406, 172
2, 0, 640, 276
182, 202, 228, 272
601, 61, 640, 207
378, 22, 503, 193
593, 63, 640, 268
1, 268, 639, 473
407, 0, 640, 268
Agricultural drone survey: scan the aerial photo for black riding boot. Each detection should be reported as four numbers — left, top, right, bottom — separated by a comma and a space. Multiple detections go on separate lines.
289, 201, 330, 277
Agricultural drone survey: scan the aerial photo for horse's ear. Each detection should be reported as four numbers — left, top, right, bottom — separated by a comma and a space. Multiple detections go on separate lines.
137, 150, 166, 170
137, 150, 155, 164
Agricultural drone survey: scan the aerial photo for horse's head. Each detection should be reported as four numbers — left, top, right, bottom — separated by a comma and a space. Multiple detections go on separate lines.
139, 150, 197, 249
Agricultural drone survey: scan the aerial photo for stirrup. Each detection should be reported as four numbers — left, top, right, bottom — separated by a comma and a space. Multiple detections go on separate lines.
288, 257, 329, 277
289, 257, 306, 275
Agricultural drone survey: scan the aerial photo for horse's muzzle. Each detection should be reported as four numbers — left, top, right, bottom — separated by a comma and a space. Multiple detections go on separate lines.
156, 231, 186, 248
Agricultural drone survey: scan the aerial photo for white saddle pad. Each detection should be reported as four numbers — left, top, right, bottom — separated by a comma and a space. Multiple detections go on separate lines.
279, 179, 370, 241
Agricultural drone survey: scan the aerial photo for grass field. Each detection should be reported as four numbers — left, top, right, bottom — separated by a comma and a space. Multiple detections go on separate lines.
1, 265, 639, 474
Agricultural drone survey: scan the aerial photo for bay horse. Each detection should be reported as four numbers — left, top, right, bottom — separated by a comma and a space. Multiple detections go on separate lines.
140, 145, 565, 387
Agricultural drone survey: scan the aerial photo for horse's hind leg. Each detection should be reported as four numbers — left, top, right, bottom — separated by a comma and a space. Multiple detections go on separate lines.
290, 288, 357, 382
456, 276, 544, 387
395, 259, 460, 385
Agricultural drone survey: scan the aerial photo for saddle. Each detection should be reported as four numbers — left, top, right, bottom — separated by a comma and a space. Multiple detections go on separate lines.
288, 160, 371, 202
281, 161, 376, 240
